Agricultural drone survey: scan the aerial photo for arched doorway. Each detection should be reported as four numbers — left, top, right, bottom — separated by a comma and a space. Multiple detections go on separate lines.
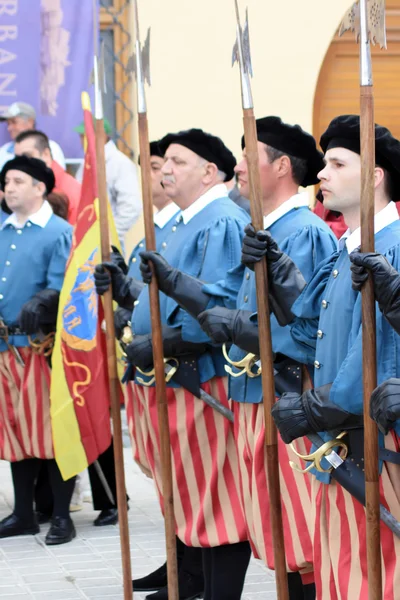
313, 0, 400, 144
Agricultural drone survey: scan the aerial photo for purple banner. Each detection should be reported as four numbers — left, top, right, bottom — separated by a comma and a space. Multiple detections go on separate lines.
0, 0, 97, 159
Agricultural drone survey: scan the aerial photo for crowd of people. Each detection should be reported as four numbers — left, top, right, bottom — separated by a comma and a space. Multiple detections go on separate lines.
0, 98, 400, 600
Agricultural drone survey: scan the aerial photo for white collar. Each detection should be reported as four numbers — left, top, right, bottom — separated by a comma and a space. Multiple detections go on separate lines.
338, 201, 399, 253
153, 202, 180, 229
105, 139, 117, 160
1, 200, 53, 230
263, 192, 310, 229
180, 184, 228, 225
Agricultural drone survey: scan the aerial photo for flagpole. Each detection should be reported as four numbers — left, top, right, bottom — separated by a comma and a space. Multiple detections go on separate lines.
359, 1, 382, 596
131, 2, 179, 598
92, 3, 133, 598
232, 3, 289, 598
339, 3, 387, 596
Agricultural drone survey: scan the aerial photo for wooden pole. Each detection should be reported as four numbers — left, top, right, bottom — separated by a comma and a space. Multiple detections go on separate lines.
95, 118, 133, 600
136, 113, 179, 600
360, 85, 383, 599
243, 109, 289, 600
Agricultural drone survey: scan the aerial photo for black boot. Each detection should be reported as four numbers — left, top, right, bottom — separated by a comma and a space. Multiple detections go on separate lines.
133, 562, 168, 592
133, 537, 186, 592
94, 508, 119, 526
45, 516, 76, 545
146, 545, 204, 600
0, 513, 39, 538
145, 569, 203, 600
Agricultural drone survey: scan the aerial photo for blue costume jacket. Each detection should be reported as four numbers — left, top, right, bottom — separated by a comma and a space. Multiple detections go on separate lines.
131, 192, 250, 386
290, 214, 400, 482
204, 201, 337, 404
0, 209, 72, 350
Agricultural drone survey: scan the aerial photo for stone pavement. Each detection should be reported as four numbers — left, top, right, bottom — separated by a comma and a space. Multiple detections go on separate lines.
0, 436, 277, 599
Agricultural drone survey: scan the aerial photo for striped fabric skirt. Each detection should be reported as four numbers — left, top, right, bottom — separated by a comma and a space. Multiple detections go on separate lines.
233, 401, 314, 580
0, 348, 53, 462
312, 430, 400, 600
131, 377, 248, 548
123, 381, 152, 478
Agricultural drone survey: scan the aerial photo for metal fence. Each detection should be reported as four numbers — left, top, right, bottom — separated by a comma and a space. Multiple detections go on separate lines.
100, 0, 134, 158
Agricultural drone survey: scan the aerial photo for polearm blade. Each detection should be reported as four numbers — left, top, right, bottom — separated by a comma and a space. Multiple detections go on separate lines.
232, 3, 289, 599
131, 3, 179, 599
91, 2, 133, 598
339, 2, 386, 597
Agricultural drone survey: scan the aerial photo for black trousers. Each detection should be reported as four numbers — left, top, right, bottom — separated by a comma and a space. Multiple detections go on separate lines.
201, 541, 251, 600
35, 439, 127, 514
12, 458, 75, 521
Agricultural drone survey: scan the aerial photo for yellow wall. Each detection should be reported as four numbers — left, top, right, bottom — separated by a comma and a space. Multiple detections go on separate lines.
126, 0, 352, 254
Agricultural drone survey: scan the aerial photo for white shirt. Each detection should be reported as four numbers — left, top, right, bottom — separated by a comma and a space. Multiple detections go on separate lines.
338, 201, 400, 253
1, 200, 53, 230
263, 192, 310, 229
180, 183, 228, 225
76, 140, 142, 246
153, 202, 180, 228
0, 139, 66, 170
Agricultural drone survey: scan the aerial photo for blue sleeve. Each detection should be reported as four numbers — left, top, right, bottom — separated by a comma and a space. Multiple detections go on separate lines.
330, 246, 400, 422
281, 225, 338, 282
46, 228, 72, 291
165, 217, 245, 342
202, 263, 245, 309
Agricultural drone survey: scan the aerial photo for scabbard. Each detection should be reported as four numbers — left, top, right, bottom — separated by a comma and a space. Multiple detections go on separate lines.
171, 354, 234, 423
308, 433, 400, 539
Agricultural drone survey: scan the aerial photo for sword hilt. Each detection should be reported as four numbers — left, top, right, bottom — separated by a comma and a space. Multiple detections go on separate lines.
289, 431, 348, 474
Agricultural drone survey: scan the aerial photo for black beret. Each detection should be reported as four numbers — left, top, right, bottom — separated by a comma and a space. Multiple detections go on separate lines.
320, 115, 400, 200
0, 155, 55, 194
149, 141, 163, 158
158, 128, 236, 181
241, 116, 324, 187
138, 140, 163, 166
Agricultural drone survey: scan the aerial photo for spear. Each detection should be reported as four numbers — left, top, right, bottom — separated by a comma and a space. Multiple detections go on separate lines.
339, 2, 387, 597
129, 2, 179, 598
232, 3, 289, 599
92, 2, 133, 599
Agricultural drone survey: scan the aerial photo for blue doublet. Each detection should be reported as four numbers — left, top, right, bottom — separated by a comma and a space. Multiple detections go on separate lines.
127, 205, 180, 280
291, 218, 400, 481
204, 205, 337, 404
0, 213, 72, 350
131, 194, 250, 386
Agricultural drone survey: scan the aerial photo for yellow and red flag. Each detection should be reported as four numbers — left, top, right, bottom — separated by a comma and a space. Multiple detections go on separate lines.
50, 92, 113, 480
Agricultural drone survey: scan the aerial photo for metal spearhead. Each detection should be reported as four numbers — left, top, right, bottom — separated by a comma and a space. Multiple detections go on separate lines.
127, 27, 151, 86
232, 2, 253, 109
89, 41, 107, 92
232, 8, 253, 76
130, 0, 151, 114
339, 0, 386, 86
339, 0, 386, 49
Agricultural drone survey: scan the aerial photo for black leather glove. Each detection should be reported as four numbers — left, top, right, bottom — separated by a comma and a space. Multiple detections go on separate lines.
350, 251, 400, 334
241, 224, 306, 327
94, 262, 144, 310
198, 307, 260, 354
125, 326, 208, 371
241, 223, 281, 269
271, 384, 364, 444
110, 245, 128, 275
370, 378, 400, 435
18, 289, 60, 335
139, 251, 211, 317
114, 307, 132, 340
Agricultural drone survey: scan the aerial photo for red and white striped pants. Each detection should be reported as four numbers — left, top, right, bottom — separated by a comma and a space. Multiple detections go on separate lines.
313, 430, 400, 600
0, 348, 52, 462
124, 381, 152, 478
233, 401, 314, 580
131, 378, 248, 547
